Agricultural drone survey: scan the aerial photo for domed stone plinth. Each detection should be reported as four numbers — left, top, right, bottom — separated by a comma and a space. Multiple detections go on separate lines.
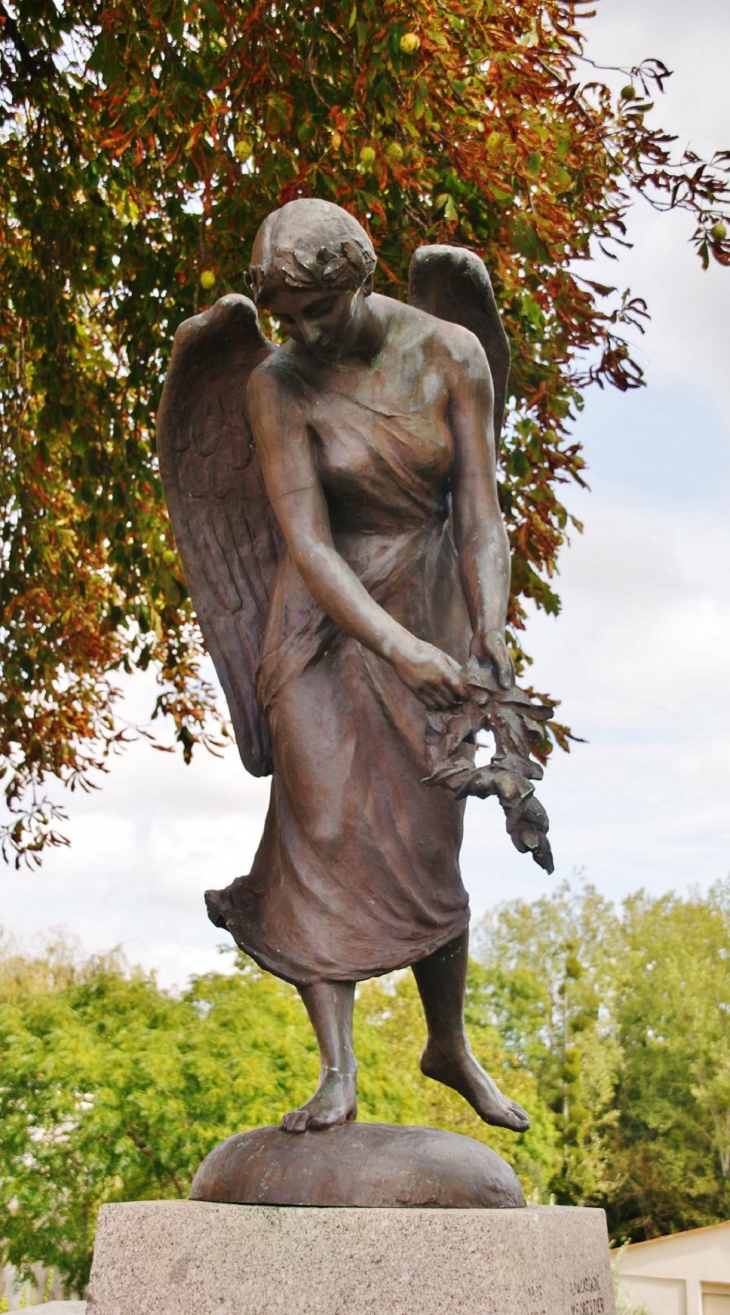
189, 1122, 525, 1209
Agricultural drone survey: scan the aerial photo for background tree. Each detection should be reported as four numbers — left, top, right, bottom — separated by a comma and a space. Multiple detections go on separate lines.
476, 881, 623, 1205
607, 883, 730, 1239
476, 880, 730, 1232
1, 0, 729, 862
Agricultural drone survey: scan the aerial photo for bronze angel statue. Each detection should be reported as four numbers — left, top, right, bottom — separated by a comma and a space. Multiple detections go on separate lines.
158, 198, 553, 1138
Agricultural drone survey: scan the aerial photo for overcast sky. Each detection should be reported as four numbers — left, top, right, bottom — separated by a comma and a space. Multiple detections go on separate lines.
2, 0, 729, 988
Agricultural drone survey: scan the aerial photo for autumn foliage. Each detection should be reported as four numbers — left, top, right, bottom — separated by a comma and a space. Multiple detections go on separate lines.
1, 0, 728, 862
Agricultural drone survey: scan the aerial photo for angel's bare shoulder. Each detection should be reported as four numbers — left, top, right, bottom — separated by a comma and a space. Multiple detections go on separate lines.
370, 295, 491, 402
246, 348, 313, 433
376, 294, 491, 387
245, 355, 318, 470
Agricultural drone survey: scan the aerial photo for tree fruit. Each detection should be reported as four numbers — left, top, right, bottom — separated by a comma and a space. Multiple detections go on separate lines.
199, 270, 216, 289
359, 145, 376, 168
385, 141, 404, 164
400, 32, 420, 54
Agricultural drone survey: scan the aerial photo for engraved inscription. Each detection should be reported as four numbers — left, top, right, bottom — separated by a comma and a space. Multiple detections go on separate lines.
569, 1272, 605, 1315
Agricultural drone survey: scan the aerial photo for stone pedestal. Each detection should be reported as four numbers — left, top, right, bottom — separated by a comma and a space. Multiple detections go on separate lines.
86, 1200, 616, 1315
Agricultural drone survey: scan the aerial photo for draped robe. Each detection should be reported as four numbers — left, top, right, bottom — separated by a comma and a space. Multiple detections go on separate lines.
208, 368, 475, 985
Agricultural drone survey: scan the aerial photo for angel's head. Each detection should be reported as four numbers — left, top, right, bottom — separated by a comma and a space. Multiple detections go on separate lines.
246, 199, 378, 361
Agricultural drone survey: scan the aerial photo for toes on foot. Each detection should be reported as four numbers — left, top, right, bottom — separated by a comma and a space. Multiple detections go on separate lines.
508, 1104, 530, 1129
281, 1109, 309, 1133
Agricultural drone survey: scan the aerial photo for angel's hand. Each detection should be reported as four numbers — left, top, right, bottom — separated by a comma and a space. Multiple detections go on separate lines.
471, 628, 514, 690
391, 638, 469, 710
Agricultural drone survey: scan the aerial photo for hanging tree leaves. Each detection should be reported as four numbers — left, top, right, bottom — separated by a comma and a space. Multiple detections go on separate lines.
1, 0, 728, 864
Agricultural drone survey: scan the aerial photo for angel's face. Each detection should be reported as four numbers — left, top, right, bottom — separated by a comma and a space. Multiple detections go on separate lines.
266, 284, 368, 361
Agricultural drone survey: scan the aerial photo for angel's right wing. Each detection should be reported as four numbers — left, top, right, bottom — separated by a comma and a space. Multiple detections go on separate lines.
157, 294, 283, 777
407, 245, 511, 446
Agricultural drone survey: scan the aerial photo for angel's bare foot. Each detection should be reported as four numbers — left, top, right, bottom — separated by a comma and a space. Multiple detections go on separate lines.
420, 1041, 530, 1133
281, 1067, 357, 1133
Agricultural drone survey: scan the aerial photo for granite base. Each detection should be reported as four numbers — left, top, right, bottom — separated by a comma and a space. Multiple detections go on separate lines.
86, 1199, 615, 1315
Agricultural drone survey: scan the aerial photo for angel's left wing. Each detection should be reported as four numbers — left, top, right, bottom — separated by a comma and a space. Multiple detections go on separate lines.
157, 294, 283, 776
407, 244, 511, 447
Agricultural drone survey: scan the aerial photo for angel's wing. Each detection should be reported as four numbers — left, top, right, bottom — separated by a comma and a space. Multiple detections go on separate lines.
157, 294, 283, 776
407, 245, 511, 446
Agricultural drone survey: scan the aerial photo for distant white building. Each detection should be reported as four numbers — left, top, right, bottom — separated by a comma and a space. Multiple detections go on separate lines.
615, 1221, 730, 1315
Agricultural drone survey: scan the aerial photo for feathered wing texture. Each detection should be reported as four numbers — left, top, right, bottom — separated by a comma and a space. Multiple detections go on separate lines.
157, 294, 283, 776
407, 245, 511, 446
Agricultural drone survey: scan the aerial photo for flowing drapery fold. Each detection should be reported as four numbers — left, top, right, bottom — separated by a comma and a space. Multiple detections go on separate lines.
208, 384, 474, 984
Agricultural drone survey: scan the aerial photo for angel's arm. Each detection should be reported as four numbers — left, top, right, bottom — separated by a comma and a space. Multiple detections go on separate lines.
447, 332, 513, 688
247, 363, 468, 709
